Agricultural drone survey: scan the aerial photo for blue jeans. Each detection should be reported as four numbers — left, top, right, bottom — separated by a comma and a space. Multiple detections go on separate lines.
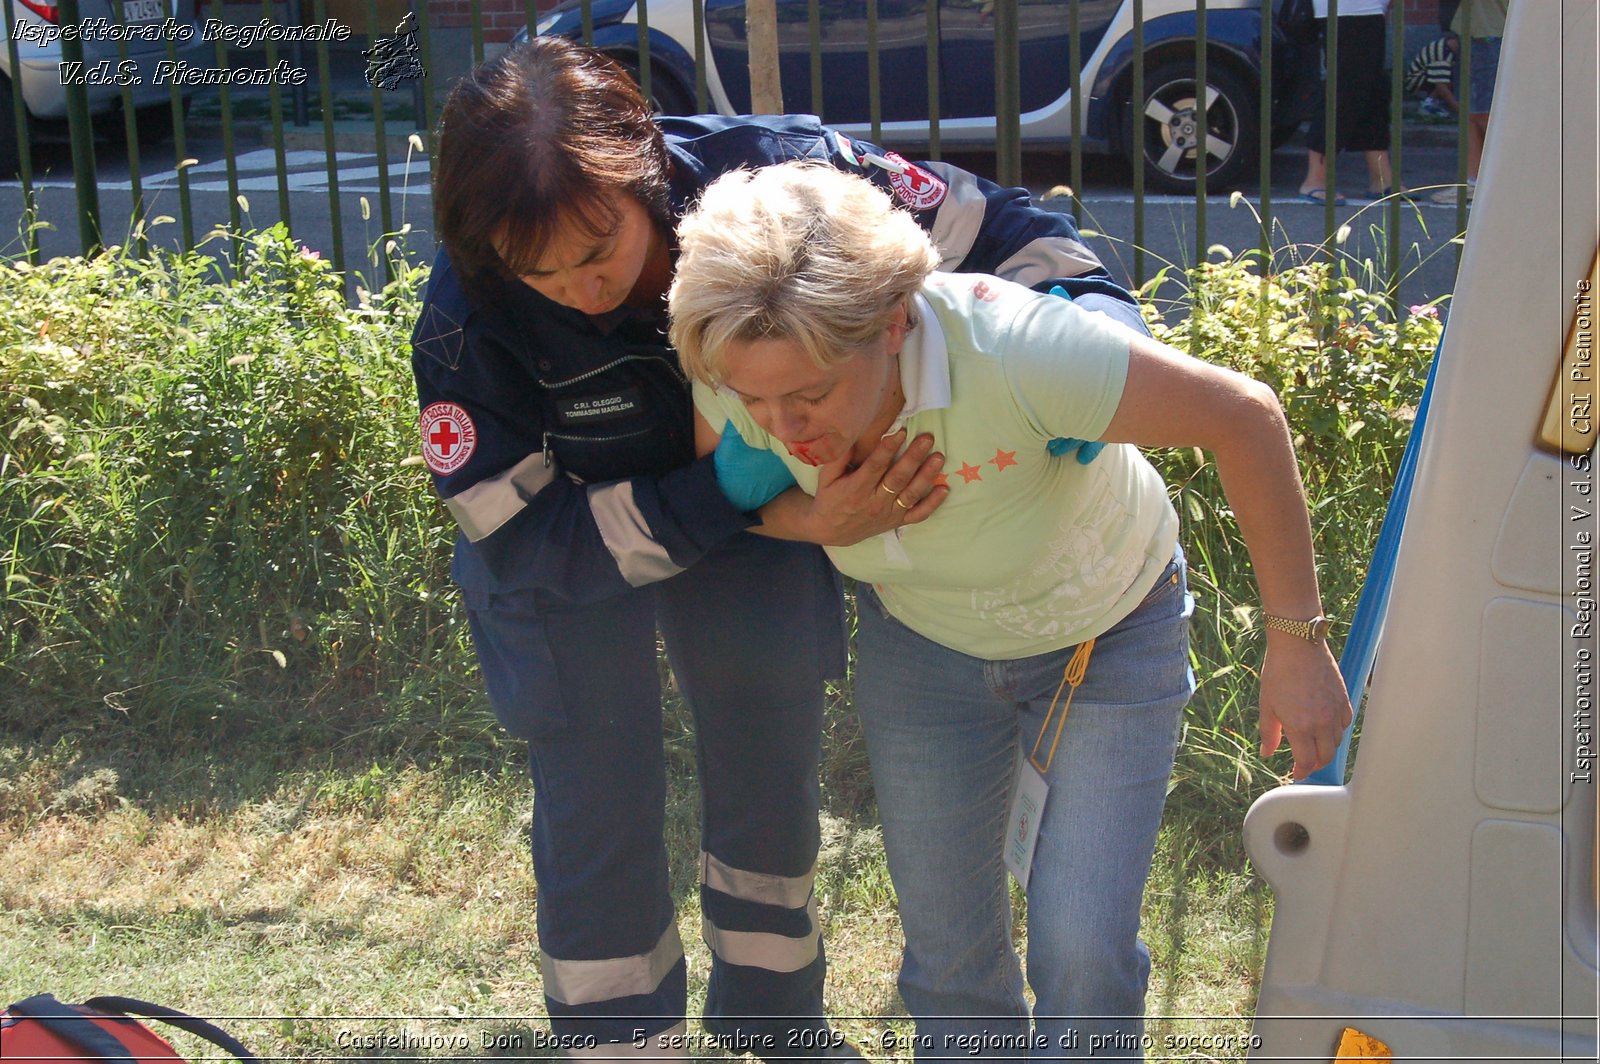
1464, 37, 1501, 114
855, 553, 1193, 1060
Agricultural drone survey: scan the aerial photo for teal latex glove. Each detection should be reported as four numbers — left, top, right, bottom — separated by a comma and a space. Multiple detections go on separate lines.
1048, 436, 1106, 464
713, 421, 798, 511
1045, 285, 1107, 466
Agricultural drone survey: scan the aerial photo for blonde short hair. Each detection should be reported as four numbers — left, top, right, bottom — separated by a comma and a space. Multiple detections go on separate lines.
668, 162, 939, 384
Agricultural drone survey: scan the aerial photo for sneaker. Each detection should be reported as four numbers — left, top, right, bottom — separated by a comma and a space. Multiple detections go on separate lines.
1430, 184, 1475, 205
1419, 96, 1453, 120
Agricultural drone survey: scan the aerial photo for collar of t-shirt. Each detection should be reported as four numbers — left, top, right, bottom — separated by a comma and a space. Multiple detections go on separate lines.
883, 292, 951, 439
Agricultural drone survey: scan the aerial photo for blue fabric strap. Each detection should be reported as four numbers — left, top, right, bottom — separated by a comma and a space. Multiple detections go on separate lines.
1303, 336, 1443, 786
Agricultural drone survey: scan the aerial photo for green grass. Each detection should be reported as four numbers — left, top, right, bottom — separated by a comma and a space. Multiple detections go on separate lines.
0, 222, 1442, 1058
0, 726, 1269, 1061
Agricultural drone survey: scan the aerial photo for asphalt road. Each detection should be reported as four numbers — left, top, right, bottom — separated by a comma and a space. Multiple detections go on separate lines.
0, 127, 1473, 310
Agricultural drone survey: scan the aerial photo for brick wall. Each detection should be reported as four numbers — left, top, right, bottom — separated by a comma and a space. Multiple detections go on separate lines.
425, 0, 554, 42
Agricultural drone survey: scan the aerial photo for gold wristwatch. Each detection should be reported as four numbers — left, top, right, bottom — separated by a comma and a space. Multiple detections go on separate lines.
1263, 613, 1332, 643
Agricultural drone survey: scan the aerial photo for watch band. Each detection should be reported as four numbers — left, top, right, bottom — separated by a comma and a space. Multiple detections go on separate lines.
1263, 613, 1330, 642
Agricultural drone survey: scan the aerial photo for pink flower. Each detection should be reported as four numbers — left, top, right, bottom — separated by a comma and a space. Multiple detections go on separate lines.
298, 246, 322, 261
1408, 303, 1438, 319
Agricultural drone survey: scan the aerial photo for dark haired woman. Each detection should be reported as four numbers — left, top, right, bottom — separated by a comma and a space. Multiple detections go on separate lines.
410, 35, 1142, 1056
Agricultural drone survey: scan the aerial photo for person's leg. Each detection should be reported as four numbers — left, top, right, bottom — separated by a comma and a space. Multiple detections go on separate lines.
656, 533, 847, 1061
1015, 557, 1195, 1061
1466, 114, 1487, 180
1334, 15, 1393, 194
468, 587, 688, 1055
1465, 37, 1500, 182
853, 585, 1029, 1061
1300, 38, 1332, 200
1299, 149, 1329, 198
1364, 151, 1395, 195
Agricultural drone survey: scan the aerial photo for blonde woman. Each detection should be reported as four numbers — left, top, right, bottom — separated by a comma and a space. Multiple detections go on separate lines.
670, 163, 1351, 1060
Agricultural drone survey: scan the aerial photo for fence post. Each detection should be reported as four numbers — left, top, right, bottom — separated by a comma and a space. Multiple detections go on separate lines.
1132, 0, 1145, 287
1194, 0, 1207, 276
994, 0, 1020, 190
57, 0, 102, 253
0, 0, 38, 264
312, 0, 345, 273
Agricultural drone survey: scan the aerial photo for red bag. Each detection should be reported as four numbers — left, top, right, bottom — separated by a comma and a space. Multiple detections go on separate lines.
1, 994, 257, 1063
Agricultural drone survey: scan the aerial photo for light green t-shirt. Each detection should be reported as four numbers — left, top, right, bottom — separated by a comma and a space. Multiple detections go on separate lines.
694, 272, 1180, 660
1453, 0, 1508, 38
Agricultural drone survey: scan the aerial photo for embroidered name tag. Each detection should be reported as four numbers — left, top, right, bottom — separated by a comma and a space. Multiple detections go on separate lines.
555, 388, 642, 426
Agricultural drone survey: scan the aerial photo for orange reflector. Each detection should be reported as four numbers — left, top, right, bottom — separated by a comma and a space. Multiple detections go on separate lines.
1333, 1027, 1392, 1060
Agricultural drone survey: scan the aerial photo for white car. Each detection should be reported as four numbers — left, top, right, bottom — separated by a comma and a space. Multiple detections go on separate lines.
0, 0, 211, 171
521, 0, 1317, 192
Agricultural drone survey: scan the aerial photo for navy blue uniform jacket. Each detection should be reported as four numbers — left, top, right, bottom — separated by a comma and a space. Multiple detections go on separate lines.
410, 115, 1140, 607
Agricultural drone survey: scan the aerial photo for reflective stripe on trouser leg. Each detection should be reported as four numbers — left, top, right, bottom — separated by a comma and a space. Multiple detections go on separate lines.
543, 924, 689, 1057
543, 923, 686, 1008
499, 585, 683, 1046
654, 534, 840, 1056
702, 895, 822, 972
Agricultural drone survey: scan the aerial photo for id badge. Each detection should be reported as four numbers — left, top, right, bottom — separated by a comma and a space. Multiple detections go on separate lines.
1004, 746, 1049, 890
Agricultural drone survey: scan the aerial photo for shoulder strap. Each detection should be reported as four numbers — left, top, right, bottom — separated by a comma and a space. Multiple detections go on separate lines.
83, 996, 260, 1062
5, 994, 139, 1064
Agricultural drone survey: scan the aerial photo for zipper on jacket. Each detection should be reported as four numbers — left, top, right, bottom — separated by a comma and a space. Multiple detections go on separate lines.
541, 352, 687, 389
546, 426, 655, 446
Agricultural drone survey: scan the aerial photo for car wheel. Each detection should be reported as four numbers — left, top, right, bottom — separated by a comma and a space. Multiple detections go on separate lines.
613, 54, 694, 116
1128, 61, 1259, 193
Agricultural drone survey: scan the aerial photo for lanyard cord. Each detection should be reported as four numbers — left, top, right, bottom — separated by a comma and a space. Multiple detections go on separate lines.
1028, 639, 1095, 775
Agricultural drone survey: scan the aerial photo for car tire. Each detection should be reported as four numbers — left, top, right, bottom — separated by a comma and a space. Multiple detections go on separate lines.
612, 54, 694, 116
1127, 60, 1259, 193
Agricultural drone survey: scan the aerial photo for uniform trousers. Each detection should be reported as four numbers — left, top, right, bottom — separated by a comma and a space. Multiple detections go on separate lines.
465, 532, 846, 1057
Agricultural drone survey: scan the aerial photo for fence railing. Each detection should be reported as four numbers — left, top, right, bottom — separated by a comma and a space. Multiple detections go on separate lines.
0, 0, 1480, 307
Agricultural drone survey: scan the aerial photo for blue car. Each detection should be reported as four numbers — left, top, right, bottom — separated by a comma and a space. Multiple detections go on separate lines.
520, 0, 1316, 192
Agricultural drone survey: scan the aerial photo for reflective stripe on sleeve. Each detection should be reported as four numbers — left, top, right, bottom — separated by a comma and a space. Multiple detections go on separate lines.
541, 923, 685, 1007
701, 896, 821, 973
587, 481, 685, 586
444, 452, 558, 542
700, 851, 817, 910
564, 1021, 689, 1059
991, 235, 1107, 291
920, 161, 1104, 284
921, 161, 988, 272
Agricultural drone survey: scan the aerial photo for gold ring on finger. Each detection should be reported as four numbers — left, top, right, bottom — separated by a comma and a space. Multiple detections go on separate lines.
894, 496, 912, 510
880, 482, 901, 496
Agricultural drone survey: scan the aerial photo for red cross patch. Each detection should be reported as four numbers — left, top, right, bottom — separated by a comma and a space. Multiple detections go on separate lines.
884, 152, 948, 211
420, 402, 477, 476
